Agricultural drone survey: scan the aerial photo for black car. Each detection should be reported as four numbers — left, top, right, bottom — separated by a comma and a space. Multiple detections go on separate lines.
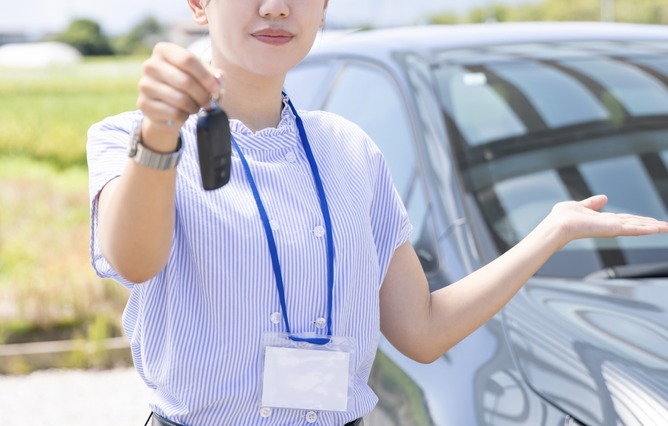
285, 22, 668, 426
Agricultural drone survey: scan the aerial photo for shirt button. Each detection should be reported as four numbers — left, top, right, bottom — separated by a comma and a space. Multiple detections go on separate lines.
260, 407, 272, 418
305, 411, 318, 423
270, 219, 280, 231
314, 317, 327, 329
313, 226, 325, 238
270, 312, 282, 325
285, 152, 297, 163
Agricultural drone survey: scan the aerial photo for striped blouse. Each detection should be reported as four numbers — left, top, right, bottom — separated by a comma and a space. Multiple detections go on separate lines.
87, 100, 412, 426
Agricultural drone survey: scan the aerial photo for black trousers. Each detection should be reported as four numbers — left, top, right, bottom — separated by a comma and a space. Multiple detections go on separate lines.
150, 412, 364, 426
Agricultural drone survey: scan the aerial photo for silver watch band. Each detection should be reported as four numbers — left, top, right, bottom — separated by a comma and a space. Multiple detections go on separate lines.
128, 118, 183, 170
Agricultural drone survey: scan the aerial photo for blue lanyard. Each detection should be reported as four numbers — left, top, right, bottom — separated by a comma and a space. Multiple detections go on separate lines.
230, 94, 334, 345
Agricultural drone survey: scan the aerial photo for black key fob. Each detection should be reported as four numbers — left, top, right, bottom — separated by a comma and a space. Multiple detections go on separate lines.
197, 106, 232, 190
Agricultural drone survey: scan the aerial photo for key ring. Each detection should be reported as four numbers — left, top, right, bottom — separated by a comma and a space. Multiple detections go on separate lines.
211, 72, 225, 109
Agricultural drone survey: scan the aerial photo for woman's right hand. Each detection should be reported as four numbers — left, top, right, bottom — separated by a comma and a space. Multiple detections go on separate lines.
96, 43, 222, 283
136, 42, 222, 151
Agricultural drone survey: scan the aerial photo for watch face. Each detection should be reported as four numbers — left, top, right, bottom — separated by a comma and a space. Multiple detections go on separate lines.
128, 138, 138, 157
128, 119, 142, 157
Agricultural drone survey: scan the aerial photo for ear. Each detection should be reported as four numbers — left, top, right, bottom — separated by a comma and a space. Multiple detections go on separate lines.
187, 0, 209, 26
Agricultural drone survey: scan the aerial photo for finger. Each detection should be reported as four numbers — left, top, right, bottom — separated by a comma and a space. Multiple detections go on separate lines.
142, 61, 212, 113
578, 194, 608, 211
626, 215, 668, 227
136, 90, 190, 130
139, 75, 202, 116
614, 214, 668, 235
154, 42, 222, 100
619, 222, 668, 236
205, 66, 226, 102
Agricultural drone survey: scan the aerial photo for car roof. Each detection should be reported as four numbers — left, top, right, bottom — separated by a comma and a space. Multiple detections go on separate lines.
312, 22, 668, 58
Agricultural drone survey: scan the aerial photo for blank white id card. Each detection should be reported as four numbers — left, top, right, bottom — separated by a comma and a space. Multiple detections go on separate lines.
261, 346, 350, 412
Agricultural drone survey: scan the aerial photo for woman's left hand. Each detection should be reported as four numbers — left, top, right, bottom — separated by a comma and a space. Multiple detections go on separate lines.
546, 194, 668, 248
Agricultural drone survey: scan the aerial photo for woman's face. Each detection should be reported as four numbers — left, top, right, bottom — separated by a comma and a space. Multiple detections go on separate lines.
194, 0, 328, 79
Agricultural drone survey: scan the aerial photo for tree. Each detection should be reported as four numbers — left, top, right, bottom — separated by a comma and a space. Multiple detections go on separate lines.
55, 19, 113, 56
113, 17, 164, 56
427, 0, 668, 25
467, 4, 514, 23
429, 12, 460, 25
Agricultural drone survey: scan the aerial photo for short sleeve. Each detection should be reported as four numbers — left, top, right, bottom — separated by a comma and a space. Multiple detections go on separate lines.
86, 110, 142, 288
369, 144, 413, 284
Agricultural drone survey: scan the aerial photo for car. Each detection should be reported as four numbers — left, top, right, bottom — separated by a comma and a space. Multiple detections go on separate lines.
284, 22, 668, 426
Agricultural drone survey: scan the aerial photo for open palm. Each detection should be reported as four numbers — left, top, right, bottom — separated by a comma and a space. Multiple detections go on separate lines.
548, 195, 668, 244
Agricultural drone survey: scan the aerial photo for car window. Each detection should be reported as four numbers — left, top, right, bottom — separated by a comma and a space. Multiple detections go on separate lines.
579, 155, 667, 224
322, 63, 416, 197
435, 60, 633, 146
288, 59, 429, 243
431, 41, 668, 277
436, 65, 527, 145
403, 54, 481, 281
488, 61, 610, 128
560, 58, 668, 116
633, 57, 668, 78
403, 172, 428, 246
492, 169, 570, 243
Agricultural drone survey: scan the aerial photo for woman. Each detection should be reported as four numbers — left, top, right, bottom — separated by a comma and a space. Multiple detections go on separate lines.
87, 0, 668, 425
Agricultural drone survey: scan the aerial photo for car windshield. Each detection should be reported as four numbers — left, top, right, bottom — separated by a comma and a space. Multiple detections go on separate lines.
431, 40, 668, 278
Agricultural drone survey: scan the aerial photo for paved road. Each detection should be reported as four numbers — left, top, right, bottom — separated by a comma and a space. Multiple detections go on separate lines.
0, 368, 153, 426
0, 368, 388, 425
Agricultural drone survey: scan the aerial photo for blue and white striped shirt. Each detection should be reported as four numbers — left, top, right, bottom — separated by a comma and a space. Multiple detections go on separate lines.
87, 101, 412, 426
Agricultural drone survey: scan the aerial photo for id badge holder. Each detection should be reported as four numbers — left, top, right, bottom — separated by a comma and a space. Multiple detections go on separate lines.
259, 332, 356, 413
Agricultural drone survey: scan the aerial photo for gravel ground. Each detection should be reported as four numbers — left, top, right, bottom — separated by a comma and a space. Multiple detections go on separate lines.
0, 368, 153, 426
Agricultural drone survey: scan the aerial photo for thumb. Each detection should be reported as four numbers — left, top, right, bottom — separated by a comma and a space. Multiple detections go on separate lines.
205, 66, 226, 102
579, 194, 609, 211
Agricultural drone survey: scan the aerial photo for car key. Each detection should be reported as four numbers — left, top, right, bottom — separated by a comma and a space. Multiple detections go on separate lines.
197, 101, 232, 190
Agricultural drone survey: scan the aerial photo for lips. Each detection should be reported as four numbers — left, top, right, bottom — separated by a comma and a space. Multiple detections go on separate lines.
252, 28, 294, 46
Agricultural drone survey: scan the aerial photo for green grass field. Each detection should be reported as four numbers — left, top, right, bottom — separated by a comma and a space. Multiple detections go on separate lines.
0, 58, 142, 167
0, 58, 144, 358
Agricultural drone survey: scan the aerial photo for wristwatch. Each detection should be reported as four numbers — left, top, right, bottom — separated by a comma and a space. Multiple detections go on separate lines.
127, 118, 183, 170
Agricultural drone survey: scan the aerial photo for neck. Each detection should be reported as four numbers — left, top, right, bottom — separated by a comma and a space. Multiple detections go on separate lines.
216, 71, 286, 133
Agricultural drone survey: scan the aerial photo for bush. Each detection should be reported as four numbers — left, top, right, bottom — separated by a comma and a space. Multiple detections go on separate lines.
55, 19, 114, 56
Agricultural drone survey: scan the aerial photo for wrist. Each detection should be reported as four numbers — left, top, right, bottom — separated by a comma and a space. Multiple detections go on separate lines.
533, 213, 570, 252
128, 118, 183, 170
141, 118, 182, 153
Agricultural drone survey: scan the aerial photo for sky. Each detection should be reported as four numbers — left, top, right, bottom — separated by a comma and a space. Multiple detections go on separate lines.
2, 0, 537, 37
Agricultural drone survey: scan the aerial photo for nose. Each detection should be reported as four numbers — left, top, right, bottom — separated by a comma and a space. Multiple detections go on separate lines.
259, 0, 289, 18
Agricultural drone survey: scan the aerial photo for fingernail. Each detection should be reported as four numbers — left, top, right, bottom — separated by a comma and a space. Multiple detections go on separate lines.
213, 72, 224, 91
212, 72, 225, 102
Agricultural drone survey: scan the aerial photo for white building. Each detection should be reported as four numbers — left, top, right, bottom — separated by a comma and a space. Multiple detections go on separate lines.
0, 41, 81, 68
